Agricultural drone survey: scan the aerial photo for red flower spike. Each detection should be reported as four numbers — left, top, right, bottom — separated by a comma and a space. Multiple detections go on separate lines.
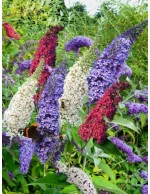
78, 82, 129, 143
3, 22, 20, 40
29, 26, 64, 86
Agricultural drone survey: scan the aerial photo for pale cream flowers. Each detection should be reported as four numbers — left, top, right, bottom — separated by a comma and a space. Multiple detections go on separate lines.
3, 59, 44, 137
55, 161, 97, 194
59, 44, 97, 125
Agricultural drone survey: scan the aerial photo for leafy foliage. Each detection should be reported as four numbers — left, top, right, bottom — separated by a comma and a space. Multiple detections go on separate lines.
2, 0, 148, 194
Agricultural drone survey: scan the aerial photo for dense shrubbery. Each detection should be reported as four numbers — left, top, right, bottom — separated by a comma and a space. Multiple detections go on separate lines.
2, 0, 148, 194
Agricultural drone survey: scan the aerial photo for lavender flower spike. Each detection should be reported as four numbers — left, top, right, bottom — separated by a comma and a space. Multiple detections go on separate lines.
142, 185, 148, 194
19, 137, 35, 174
134, 90, 148, 102
127, 153, 142, 163
140, 171, 148, 181
143, 156, 148, 163
16, 60, 32, 75
87, 20, 147, 103
110, 137, 143, 163
65, 36, 94, 53
110, 137, 133, 155
36, 63, 67, 163
124, 102, 148, 115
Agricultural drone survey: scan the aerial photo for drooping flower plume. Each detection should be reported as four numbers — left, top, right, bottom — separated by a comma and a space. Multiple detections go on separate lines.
124, 102, 148, 115
78, 82, 129, 143
65, 36, 94, 53
110, 137, 142, 163
3, 59, 44, 137
140, 171, 148, 181
143, 156, 148, 163
55, 162, 97, 194
16, 60, 32, 75
19, 137, 36, 174
59, 44, 98, 125
29, 26, 64, 86
142, 185, 148, 194
134, 90, 148, 102
66, 167, 97, 194
87, 20, 148, 103
3, 22, 20, 40
36, 63, 67, 163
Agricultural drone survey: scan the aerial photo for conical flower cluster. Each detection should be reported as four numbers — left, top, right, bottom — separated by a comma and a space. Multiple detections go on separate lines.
110, 137, 142, 163
29, 26, 64, 86
78, 82, 129, 143
36, 64, 67, 163
87, 20, 147, 103
3, 22, 20, 40
3, 59, 44, 137
55, 161, 97, 194
59, 44, 97, 125
65, 36, 94, 53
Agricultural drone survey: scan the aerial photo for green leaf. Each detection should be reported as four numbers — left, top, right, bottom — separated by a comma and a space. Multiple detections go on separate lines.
6, 192, 24, 194
92, 176, 128, 194
110, 117, 139, 133
93, 158, 101, 167
43, 188, 61, 194
78, 108, 87, 121
29, 173, 68, 186
126, 77, 136, 90
140, 113, 147, 128
98, 161, 116, 183
17, 174, 29, 193
61, 185, 79, 193
84, 138, 93, 155
2, 148, 15, 171
94, 140, 121, 156
2, 170, 15, 187
71, 126, 86, 149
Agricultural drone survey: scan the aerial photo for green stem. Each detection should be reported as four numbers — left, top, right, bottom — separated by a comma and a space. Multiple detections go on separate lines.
82, 157, 87, 170
44, 164, 46, 177
121, 94, 134, 104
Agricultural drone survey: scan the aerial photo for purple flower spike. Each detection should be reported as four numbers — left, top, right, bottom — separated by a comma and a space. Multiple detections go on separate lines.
124, 102, 148, 115
142, 185, 148, 194
110, 137, 143, 163
65, 36, 94, 53
16, 60, 32, 75
134, 90, 148, 102
140, 171, 148, 181
87, 20, 147, 103
143, 156, 148, 163
37, 64, 67, 135
19, 137, 35, 174
110, 137, 133, 155
36, 63, 67, 163
127, 153, 142, 163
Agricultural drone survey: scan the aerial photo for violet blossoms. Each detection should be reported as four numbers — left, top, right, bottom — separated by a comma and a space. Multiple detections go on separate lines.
124, 102, 148, 115
65, 36, 94, 53
16, 60, 32, 75
134, 90, 148, 102
110, 137, 142, 163
87, 20, 148, 103
19, 137, 35, 174
35, 64, 67, 164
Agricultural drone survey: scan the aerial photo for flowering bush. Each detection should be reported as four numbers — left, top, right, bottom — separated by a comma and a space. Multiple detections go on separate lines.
2, 3, 148, 194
